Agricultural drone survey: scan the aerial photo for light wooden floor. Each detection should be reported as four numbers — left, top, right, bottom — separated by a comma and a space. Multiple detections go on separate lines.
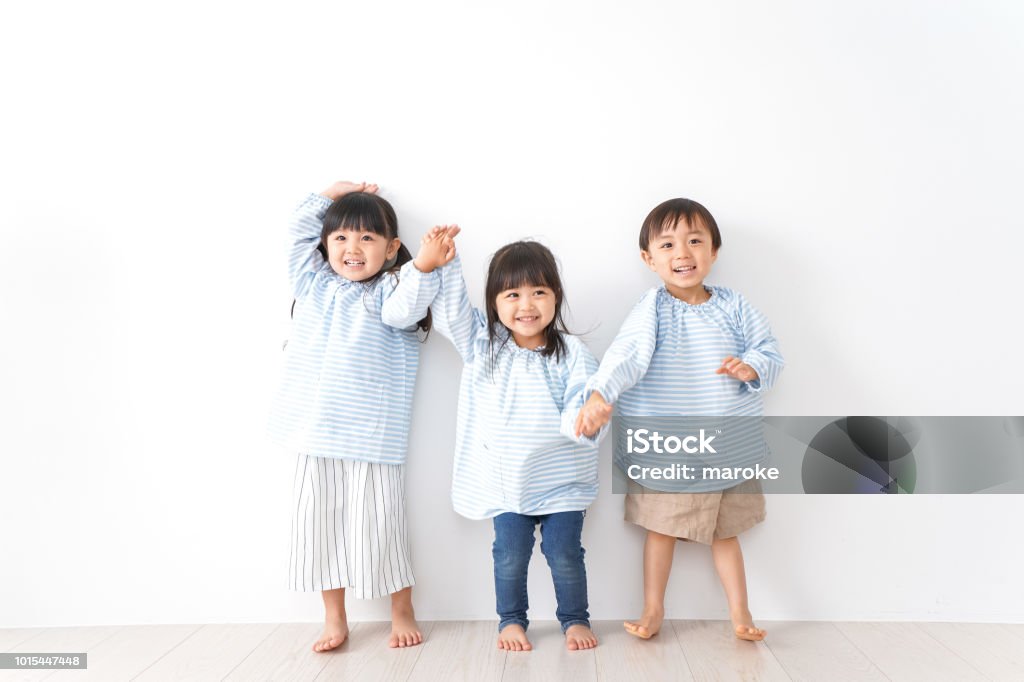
2, 620, 1024, 681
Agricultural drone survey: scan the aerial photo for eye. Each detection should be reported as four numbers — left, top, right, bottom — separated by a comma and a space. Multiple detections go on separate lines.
361, 234, 374, 242
533, 290, 547, 297
506, 292, 519, 299
689, 238, 701, 245
660, 242, 672, 249
334, 234, 346, 241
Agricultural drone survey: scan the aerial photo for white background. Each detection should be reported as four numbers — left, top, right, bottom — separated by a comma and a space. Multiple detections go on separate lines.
2, 0, 1023, 628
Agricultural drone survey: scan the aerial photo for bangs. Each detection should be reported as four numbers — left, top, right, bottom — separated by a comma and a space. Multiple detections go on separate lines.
655, 211, 704, 238
639, 198, 722, 251
491, 251, 557, 293
321, 192, 396, 238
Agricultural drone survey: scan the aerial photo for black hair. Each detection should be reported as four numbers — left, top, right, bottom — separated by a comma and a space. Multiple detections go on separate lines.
638, 198, 722, 253
484, 241, 569, 362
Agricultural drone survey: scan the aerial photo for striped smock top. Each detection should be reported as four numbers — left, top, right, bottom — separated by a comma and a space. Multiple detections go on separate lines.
267, 193, 440, 465
426, 255, 600, 520
586, 285, 784, 490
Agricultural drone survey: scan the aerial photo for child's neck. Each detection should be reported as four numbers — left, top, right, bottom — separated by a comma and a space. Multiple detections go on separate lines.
665, 281, 711, 305
510, 330, 545, 350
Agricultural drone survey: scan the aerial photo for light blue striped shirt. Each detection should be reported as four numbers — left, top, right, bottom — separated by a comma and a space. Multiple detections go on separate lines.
587, 285, 784, 490
267, 193, 440, 465
425, 255, 600, 520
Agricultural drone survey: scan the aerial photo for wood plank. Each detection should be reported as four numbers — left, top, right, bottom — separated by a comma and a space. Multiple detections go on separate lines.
222, 622, 330, 682
593, 619, 693, 682
405, 621, 507, 682
0, 627, 119, 682
835, 622, 987, 681
0, 630, 48, 653
37, 624, 199, 682
132, 623, 278, 682
917, 622, 1024, 681
500, 621, 597, 682
314, 621, 433, 680
763, 621, 885, 682
671, 620, 789, 681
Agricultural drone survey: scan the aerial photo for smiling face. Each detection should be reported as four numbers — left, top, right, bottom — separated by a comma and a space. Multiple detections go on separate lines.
324, 228, 400, 282
641, 217, 718, 303
494, 284, 556, 350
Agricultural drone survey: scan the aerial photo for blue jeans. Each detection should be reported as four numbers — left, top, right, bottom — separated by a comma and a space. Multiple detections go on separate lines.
492, 510, 590, 634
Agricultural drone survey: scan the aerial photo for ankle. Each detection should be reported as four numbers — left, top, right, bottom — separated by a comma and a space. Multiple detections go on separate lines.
729, 607, 752, 621
391, 599, 415, 616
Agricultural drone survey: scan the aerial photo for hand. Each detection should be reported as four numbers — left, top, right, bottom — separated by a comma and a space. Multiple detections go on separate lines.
413, 224, 460, 273
715, 356, 759, 382
574, 391, 613, 438
319, 181, 379, 201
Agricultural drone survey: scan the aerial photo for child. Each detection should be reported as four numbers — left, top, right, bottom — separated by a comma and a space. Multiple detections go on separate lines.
267, 181, 457, 652
575, 198, 784, 641
423, 237, 609, 652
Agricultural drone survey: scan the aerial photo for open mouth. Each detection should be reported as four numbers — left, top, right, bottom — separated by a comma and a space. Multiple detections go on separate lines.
516, 315, 540, 323
672, 265, 696, 274
344, 259, 366, 267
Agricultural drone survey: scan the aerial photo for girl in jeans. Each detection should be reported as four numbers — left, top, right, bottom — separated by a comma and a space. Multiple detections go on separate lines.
417, 236, 608, 651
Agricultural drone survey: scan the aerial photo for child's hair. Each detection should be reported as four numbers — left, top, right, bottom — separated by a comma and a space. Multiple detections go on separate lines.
310, 191, 430, 333
484, 240, 569, 362
639, 198, 723, 253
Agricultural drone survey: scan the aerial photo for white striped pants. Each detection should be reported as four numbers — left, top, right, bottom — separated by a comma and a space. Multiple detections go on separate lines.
289, 454, 415, 598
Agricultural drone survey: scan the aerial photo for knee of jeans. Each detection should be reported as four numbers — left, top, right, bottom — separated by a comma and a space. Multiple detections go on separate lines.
493, 544, 531, 574
540, 541, 585, 574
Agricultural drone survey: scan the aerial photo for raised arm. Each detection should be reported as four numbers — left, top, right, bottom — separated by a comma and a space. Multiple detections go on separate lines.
287, 194, 330, 299
432, 253, 486, 364
380, 225, 458, 330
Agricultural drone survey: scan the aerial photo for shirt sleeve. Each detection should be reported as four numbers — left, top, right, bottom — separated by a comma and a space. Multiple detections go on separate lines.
287, 193, 333, 299
432, 254, 486, 363
559, 339, 606, 445
380, 260, 441, 330
584, 289, 660, 405
736, 293, 785, 393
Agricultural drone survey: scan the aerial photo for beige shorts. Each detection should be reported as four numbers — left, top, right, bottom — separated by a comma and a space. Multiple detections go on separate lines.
624, 479, 765, 545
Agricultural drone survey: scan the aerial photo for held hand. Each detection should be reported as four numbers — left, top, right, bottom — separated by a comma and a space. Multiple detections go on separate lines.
715, 356, 759, 382
414, 224, 460, 273
319, 181, 379, 201
574, 392, 613, 439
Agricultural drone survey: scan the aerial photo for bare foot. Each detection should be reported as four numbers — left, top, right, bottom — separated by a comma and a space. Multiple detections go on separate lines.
565, 623, 598, 650
389, 604, 423, 648
623, 607, 663, 639
497, 624, 532, 651
312, 616, 349, 653
732, 609, 766, 641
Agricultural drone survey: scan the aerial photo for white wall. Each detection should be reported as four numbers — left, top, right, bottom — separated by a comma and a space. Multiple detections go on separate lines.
2, 0, 1023, 627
